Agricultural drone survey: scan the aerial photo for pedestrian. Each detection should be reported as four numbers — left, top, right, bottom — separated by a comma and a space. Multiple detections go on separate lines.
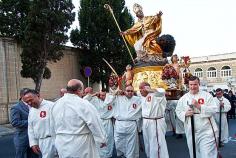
227, 90, 236, 119
83, 87, 98, 103
213, 88, 231, 145
105, 85, 142, 158
51, 79, 107, 158
139, 82, 169, 158
24, 89, 56, 158
167, 100, 185, 139
10, 88, 39, 158
84, 89, 114, 158
54, 88, 67, 102
176, 76, 219, 158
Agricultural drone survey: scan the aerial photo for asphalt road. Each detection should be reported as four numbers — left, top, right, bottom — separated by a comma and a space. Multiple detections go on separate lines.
1, 119, 236, 158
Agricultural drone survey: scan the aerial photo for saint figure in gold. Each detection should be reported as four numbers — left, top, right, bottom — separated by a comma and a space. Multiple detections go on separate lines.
121, 3, 164, 64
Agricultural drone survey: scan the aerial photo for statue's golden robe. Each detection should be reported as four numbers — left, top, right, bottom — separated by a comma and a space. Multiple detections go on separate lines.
124, 15, 163, 55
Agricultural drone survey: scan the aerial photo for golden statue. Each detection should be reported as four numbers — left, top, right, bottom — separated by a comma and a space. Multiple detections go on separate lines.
105, 3, 177, 92
121, 3, 167, 65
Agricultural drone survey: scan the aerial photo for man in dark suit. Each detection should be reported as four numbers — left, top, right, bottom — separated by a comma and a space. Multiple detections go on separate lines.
10, 88, 39, 158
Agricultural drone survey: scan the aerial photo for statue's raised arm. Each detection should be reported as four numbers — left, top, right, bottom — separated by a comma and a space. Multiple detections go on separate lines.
122, 3, 175, 67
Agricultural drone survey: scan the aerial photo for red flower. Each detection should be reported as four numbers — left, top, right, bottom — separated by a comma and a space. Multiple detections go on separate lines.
161, 65, 179, 80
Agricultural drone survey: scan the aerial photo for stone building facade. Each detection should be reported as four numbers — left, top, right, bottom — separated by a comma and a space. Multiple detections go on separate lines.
0, 37, 85, 124
189, 52, 236, 92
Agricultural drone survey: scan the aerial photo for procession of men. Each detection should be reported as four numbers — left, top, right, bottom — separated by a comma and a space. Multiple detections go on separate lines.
1, 0, 235, 157
9, 75, 234, 158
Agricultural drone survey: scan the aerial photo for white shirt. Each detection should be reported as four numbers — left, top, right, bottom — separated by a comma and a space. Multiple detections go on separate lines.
141, 90, 167, 118
113, 95, 141, 121
176, 91, 218, 132
28, 99, 54, 146
51, 93, 107, 143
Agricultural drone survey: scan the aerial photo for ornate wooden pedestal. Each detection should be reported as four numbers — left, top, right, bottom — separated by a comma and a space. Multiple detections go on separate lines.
165, 89, 184, 100
132, 66, 168, 91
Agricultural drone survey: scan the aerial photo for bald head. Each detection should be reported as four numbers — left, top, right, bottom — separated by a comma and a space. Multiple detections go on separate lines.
125, 85, 134, 99
139, 82, 150, 97
84, 87, 93, 95
66, 79, 84, 96
67, 79, 81, 87
139, 82, 150, 89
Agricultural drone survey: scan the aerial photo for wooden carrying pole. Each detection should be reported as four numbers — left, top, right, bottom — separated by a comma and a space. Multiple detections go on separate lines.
188, 101, 196, 158
218, 98, 223, 148
104, 4, 135, 64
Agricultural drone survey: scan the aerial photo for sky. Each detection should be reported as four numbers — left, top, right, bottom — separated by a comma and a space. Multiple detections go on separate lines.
70, 0, 236, 57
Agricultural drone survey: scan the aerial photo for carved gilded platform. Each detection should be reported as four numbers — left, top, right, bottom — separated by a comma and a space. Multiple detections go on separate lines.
132, 66, 168, 91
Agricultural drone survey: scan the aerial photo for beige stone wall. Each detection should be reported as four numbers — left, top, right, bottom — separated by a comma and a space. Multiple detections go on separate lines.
189, 53, 236, 91
0, 37, 85, 124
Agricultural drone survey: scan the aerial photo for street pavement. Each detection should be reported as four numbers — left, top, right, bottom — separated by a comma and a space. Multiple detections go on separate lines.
1, 120, 236, 158
0, 124, 15, 137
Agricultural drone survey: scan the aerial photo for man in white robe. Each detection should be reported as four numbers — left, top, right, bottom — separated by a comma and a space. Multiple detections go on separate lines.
105, 85, 142, 158
83, 87, 101, 108
84, 89, 114, 158
139, 82, 169, 158
213, 88, 231, 145
51, 79, 107, 158
165, 100, 176, 133
166, 100, 185, 138
24, 89, 56, 158
176, 76, 219, 158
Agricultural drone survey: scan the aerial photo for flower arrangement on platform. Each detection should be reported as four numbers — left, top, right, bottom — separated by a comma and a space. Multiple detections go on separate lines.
180, 56, 191, 67
161, 65, 179, 89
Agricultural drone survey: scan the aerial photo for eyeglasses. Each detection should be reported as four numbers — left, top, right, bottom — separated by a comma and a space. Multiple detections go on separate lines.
126, 90, 134, 92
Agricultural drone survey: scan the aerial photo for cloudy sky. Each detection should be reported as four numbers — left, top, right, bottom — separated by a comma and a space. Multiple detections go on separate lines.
70, 0, 236, 57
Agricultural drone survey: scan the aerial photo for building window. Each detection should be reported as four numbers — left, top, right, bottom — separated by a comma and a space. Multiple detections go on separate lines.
221, 66, 232, 77
207, 67, 217, 78
194, 68, 203, 78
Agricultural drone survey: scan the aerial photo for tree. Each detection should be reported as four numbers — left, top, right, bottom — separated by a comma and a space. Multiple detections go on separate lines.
70, 0, 134, 90
0, 0, 75, 92
0, 0, 31, 40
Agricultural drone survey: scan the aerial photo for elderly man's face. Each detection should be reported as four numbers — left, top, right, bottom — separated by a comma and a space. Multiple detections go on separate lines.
139, 84, 148, 97
125, 86, 134, 99
23, 93, 40, 108
84, 87, 93, 95
99, 92, 106, 101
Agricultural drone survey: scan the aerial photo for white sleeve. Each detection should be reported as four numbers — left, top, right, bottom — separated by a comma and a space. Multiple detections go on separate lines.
83, 94, 92, 101
28, 110, 38, 147
200, 94, 218, 118
49, 104, 56, 137
154, 88, 166, 97
222, 98, 231, 112
160, 96, 167, 114
80, 102, 107, 144
104, 93, 116, 105
175, 97, 188, 123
